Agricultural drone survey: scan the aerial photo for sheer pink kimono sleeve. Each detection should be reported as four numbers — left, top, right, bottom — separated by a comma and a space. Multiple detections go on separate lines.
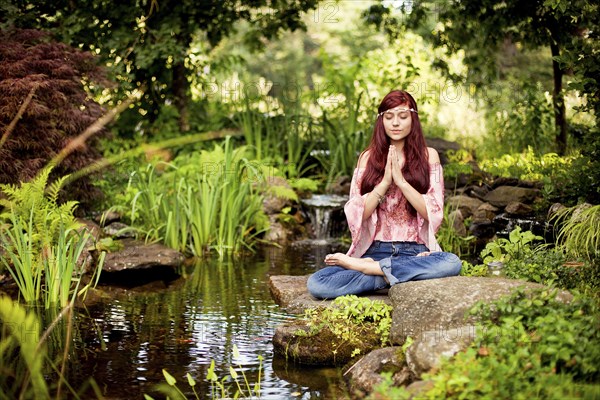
344, 168, 377, 257
417, 162, 445, 252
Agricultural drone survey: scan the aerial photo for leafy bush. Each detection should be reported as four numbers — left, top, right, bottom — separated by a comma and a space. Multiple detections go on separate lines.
480, 226, 542, 266
488, 81, 555, 155
479, 147, 596, 206
0, 28, 109, 210
443, 149, 475, 187
369, 289, 600, 399
459, 260, 488, 277
457, 224, 599, 296
503, 247, 600, 297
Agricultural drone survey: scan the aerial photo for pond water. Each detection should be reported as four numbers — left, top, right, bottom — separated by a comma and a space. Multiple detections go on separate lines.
66, 244, 349, 399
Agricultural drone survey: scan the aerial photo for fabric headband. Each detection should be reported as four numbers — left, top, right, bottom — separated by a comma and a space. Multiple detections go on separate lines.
377, 107, 418, 117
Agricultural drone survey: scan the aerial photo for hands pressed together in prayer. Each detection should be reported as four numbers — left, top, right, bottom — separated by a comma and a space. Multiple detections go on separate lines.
382, 145, 406, 189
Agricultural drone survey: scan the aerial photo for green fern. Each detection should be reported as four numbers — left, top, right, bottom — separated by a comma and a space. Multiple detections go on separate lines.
0, 167, 98, 306
267, 184, 299, 202
0, 166, 81, 241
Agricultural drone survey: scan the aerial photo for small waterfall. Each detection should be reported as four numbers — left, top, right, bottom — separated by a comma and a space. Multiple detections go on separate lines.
300, 194, 348, 239
493, 213, 552, 241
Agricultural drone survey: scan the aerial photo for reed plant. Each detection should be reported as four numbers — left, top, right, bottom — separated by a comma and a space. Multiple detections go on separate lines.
234, 99, 318, 180
126, 137, 268, 258
282, 111, 318, 179
43, 226, 100, 308
0, 212, 41, 303
129, 164, 190, 252
235, 99, 282, 162
315, 92, 369, 185
0, 295, 50, 399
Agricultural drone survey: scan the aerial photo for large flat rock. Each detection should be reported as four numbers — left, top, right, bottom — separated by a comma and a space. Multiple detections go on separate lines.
388, 276, 572, 344
101, 239, 184, 273
268, 274, 390, 314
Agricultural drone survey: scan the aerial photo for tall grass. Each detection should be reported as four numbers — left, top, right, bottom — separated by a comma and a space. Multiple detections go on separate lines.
314, 91, 369, 185
283, 112, 318, 179
553, 204, 600, 260
235, 99, 282, 161
127, 137, 268, 258
234, 99, 318, 179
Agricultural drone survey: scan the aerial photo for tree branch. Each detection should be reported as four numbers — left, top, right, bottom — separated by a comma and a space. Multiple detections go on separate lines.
47, 89, 144, 169
0, 85, 38, 150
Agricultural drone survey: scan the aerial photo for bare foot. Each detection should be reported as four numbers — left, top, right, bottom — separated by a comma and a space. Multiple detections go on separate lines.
324, 253, 383, 275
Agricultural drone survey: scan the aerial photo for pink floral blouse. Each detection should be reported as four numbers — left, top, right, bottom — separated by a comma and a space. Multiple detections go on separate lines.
344, 163, 445, 257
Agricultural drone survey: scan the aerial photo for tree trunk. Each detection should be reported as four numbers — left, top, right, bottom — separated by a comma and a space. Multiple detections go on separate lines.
550, 41, 567, 154
173, 61, 190, 133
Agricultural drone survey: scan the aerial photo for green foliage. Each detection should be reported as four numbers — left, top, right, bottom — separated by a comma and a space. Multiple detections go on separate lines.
459, 260, 488, 277
443, 149, 474, 186
503, 247, 600, 297
4, 0, 321, 137
122, 137, 268, 258
488, 82, 555, 154
479, 147, 596, 206
462, 225, 599, 295
0, 167, 103, 307
234, 104, 282, 162
266, 185, 298, 203
479, 147, 570, 181
311, 53, 372, 185
371, 289, 600, 399
437, 289, 599, 398
0, 295, 49, 399
232, 100, 319, 180
299, 295, 392, 357
289, 177, 320, 194
0, 296, 104, 399
437, 204, 476, 258
553, 204, 600, 261
480, 226, 542, 266
146, 344, 263, 400
0, 167, 80, 245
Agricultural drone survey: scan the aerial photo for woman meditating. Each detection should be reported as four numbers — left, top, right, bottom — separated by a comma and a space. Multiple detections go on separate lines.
307, 90, 462, 299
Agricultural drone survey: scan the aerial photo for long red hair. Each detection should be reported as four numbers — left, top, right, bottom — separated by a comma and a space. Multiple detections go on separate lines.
360, 90, 430, 216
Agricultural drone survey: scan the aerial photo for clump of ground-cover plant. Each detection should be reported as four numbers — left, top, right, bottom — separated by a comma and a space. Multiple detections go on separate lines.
290, 295, 392, 364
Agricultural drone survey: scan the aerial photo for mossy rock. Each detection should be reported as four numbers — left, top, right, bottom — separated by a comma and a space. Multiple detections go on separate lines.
273, 320, 382, 366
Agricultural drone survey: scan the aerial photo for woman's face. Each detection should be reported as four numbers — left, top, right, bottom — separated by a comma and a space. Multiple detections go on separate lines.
382, 104, 413, 143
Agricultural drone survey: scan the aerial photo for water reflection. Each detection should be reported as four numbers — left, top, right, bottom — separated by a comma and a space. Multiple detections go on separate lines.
68, 246, 348, 399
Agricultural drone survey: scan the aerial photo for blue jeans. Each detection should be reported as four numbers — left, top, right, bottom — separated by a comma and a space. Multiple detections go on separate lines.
306, 241, 462, 299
